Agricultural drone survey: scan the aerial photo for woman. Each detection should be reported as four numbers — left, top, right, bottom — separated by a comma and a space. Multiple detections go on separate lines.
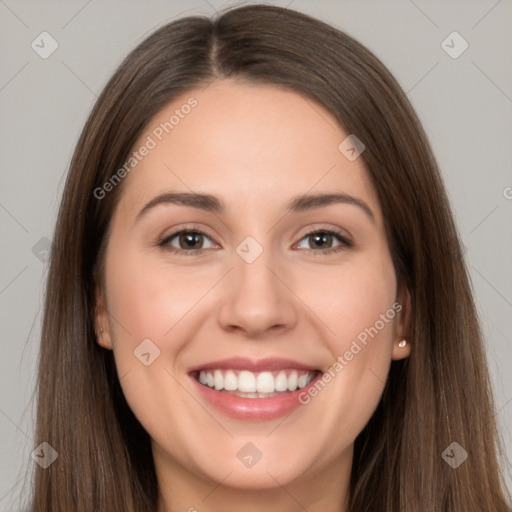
29, 4, 511, 511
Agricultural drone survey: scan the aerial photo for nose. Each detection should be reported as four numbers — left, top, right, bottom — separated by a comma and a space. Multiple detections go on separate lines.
216, 248, 299, 339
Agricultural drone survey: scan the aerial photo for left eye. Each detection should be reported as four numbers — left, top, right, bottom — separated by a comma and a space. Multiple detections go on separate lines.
295, 230, 351, 251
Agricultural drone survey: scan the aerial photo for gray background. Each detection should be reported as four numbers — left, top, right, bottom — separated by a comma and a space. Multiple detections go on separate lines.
1, 0, 511, 508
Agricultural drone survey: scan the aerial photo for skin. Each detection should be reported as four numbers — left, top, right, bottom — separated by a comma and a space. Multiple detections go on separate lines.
95, 79, 411, 512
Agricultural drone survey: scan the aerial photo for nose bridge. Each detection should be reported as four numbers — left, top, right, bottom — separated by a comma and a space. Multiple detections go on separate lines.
216, 235, 298, 337
235, 240, 276, 292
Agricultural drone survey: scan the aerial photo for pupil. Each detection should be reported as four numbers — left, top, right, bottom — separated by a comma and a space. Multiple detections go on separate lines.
311, 233, 331, 248
181, 232, 202, 249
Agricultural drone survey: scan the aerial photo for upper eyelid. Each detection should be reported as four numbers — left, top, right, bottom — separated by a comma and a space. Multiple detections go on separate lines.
160, 226, 218, 244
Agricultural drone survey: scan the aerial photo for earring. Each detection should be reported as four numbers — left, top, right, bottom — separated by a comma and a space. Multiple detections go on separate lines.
398, 339, 407, 348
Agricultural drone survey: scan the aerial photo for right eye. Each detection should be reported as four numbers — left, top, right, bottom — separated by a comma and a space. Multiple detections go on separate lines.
158, 229, 219, 254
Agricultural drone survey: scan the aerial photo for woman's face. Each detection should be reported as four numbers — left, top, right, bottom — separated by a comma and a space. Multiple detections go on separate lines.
96, 79, 410, 494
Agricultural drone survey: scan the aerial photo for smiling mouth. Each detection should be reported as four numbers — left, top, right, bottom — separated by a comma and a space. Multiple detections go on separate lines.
192, 369, 320, 398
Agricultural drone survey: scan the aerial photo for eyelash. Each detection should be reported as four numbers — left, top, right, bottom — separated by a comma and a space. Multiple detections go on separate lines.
156, 226, 353, 256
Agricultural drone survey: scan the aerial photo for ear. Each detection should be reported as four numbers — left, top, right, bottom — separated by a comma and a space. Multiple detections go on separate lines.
391, 285, 412, 361
94, 284, 112, 350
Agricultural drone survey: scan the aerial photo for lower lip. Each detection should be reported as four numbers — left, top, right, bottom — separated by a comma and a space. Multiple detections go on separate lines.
190, 373, 320, 421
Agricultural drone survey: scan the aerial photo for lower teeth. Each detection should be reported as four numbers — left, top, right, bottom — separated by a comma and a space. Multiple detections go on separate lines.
222, 390, 285, 399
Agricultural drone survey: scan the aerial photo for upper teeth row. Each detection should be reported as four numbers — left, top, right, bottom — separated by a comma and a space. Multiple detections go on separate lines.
198, 369, 315, 393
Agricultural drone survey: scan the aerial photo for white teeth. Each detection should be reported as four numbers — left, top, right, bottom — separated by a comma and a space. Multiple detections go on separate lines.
274, 371, 288, 392
238, 371, 256, 392
297, 374, 308, 389
287, 371, 298, 391
196, 368, 317, 394
256, 371, 274, 393
224, 370, 237, 391
214, 369, 224, 390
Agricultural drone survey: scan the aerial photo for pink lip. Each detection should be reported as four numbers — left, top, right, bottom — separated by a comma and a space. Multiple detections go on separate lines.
188, 357, 321, 421
188, 356, 319, 373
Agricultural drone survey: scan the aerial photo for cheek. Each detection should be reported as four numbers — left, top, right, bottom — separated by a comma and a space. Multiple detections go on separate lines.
333, 273, 397, 360
102, 243, 224, 414
300, 250, 397, 356
292, 252, 397, 435
102, 246, 200, 444
104, 243, 215, 348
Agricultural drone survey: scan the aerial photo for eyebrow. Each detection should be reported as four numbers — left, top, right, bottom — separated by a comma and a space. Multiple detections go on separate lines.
135, 191, 375, 224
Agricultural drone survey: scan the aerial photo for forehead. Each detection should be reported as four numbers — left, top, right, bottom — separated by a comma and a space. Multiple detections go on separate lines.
114, 79, 382, 224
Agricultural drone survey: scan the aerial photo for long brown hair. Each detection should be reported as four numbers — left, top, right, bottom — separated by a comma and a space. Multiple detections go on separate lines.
29, 4, 511, 511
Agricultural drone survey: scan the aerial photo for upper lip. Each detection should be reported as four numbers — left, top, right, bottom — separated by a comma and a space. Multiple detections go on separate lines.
188, 357, 320, 373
